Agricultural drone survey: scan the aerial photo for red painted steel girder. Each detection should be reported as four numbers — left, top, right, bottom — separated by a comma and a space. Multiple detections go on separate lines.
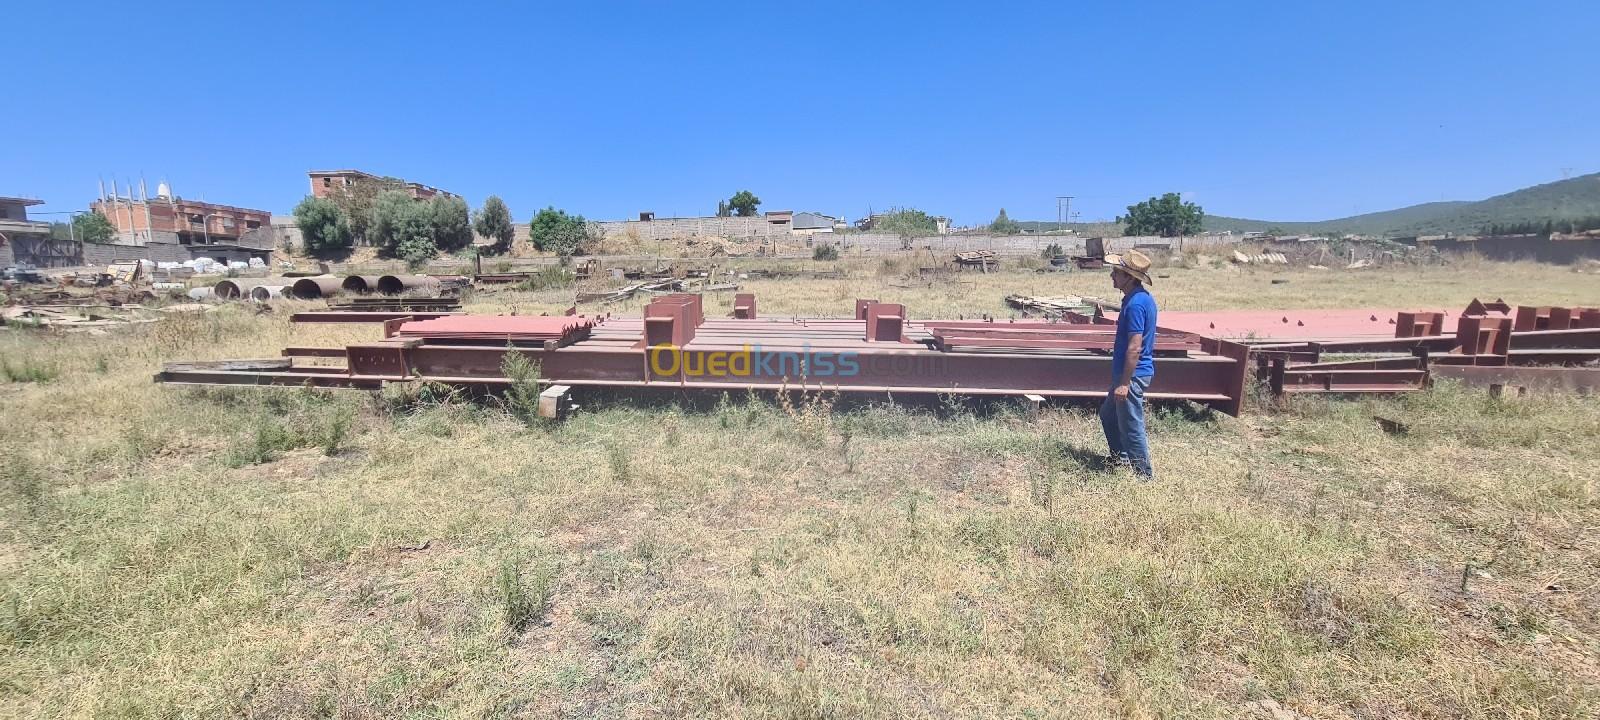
1432, 364, 1600, 393
1508, 327, 1600, 350
392, 315, 594, 342
290, 311, 462, 323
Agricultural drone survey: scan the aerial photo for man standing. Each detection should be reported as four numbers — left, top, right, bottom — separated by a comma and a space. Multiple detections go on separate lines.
1099, 250, 1157, 479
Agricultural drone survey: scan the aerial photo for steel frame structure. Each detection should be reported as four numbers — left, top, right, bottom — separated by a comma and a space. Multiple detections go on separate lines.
159, 295, 1255, 415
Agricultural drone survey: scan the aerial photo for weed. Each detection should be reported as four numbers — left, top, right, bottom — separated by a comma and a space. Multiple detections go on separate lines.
498, 557, 555, 634
323, 405, 354, 456
1, 452, 46, 516
0, 357, 61, 383
513, 265, 574, 292
499, 348, 543, 425
776, 381, 835, 446
224, 418, 298, 468
609, 443, 633, 484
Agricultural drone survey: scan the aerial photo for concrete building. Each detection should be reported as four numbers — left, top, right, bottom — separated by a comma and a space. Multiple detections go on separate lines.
0, 197, 50, 240
307, 169, 456, 201
92, 191, 271, 248
790, 211, 838, 235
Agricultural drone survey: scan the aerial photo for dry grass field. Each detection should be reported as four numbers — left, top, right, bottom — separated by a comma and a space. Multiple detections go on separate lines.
2, 257, 1598, 718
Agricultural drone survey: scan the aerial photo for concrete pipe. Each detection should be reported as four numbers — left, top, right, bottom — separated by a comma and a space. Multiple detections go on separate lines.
341, 275, 382, 294
212, 278, 273, 300
376, 274, 441, 295
289, 276, 344, 300
250, 285, 287, 301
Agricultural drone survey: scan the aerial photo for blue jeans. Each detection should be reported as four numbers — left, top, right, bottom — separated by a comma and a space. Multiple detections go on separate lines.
1099, 375, 1153, 478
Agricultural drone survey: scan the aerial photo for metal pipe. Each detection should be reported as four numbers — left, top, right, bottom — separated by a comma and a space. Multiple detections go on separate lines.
289, 276, 344, 300
376, 274, 440, 295
212, 278, 274, 299
250, 285, 286, 301
340, 275, 382, 294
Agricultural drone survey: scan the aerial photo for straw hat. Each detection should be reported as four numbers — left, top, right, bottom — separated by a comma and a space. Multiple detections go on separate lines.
1105, 249, 1153, 285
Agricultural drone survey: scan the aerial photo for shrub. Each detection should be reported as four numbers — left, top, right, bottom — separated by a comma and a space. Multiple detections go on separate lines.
529, 207, 596, 257
513, 265, 574, 292
292, 196, 352, 251
0, 358, 61, 383
812, 244, 840, 261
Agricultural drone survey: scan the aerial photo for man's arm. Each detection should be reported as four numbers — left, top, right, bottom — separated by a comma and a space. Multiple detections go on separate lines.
1114, 331, 1143, 399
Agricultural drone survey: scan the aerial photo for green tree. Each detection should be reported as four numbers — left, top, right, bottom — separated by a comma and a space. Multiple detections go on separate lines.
989, 208, 1021, 235
1122, 193, 1203, 237
292, 196, 352, 252
367, 190, 419, 253
72, 212, 116, 243
716, 199, 730, 218
393, 203, 439, 267
874, 208, 939, 236
728, 190, 761, 217
324, 175, 406, 242
429, 195, 473, 252
528, 206, 594, 257
474, 195, 515, 254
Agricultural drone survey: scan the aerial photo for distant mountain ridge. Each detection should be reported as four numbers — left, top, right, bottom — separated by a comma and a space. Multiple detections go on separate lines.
1199, 173, 1600, 237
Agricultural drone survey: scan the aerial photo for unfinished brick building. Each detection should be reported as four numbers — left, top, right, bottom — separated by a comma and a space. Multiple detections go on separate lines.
307, 170, 456, 201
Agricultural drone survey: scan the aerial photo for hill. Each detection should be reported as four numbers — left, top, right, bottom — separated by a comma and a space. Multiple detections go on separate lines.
1200, 173, 1600, 237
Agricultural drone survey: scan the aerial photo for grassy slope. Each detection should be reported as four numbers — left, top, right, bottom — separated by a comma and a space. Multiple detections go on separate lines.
2, 258, 1599, 718
1203, 172, 1600, 237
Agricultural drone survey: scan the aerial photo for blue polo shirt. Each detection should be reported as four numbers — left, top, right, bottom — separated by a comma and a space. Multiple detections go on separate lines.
1112, 288, 1157, 380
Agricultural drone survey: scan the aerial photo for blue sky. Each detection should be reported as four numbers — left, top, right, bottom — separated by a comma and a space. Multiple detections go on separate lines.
6, 1, 1597, 226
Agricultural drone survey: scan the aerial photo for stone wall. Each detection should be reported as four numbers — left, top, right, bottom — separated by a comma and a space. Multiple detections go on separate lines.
596, 216, 791, 241
821, 233, 1239, 256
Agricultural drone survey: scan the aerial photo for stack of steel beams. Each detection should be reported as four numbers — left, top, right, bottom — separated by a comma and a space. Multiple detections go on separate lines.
157, 294, 1254, 415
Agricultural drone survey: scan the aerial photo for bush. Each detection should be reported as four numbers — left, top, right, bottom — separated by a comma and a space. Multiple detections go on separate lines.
500, 349, 543, 425
292, 196, 352, 251
1042, 242, 1065, 258
514, 265, 574, 291
812, 244, 840, 261
529, 207, 595, 257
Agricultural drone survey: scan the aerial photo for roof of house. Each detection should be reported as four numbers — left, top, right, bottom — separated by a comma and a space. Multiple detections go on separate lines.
307, 169, 378, 177
0, 197, 45, 206
792, 211, 838, 229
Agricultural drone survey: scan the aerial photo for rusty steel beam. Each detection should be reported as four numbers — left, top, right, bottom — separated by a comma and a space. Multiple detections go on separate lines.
1431, 365, 1600, 394
290, 311, 462, 323
1275, 368, 1428, 395
1289, 356, 1426, 371
1508, 327, 1600, 350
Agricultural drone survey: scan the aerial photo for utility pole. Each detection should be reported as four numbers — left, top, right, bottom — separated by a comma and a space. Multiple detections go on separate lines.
1056, 196, 1074, 234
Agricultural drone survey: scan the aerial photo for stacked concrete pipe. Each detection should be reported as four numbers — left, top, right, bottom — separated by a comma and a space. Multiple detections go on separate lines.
289, 276, 344, 300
